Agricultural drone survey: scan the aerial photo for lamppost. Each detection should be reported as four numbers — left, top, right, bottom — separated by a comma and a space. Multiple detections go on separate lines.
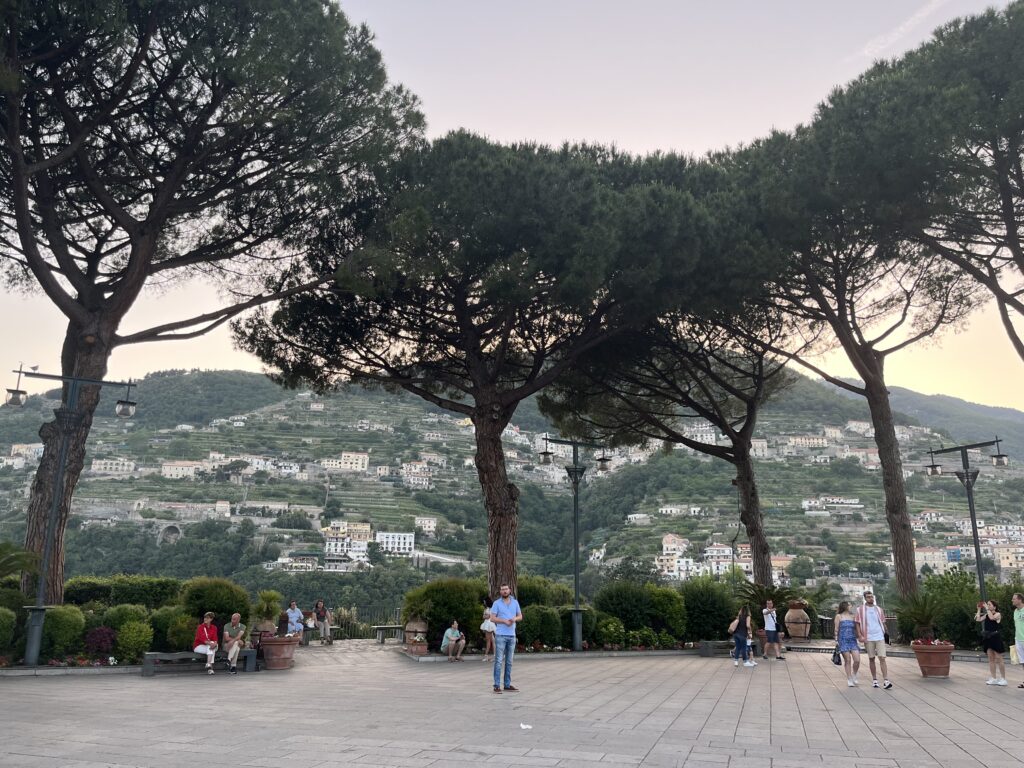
539, 435, 610, 651
5, 364, 136, 666
926, 438, 1009, 602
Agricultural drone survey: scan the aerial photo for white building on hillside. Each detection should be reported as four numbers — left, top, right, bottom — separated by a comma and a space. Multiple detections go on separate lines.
91, 458, 136, 474
161, 460, 203, 480
375, 531, 415, 556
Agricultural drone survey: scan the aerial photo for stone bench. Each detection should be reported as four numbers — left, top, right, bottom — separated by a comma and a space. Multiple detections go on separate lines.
371, 624, 404, 644
141, 649, 257, 677
698, 639, 761, 658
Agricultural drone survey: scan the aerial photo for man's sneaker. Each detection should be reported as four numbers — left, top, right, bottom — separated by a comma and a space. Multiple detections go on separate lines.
734, 659, 739, 666
503, 686, 519, 692
997, 678, 1008, 686
776, 656, 785, 661
207, 667, 214, 675
847, 679, 855, 687
852, 674, 858, 684
229, 667, 237, 675
986, 678, 998, 685
493, 686, 502, 694
872, 680, 880, 688
743, 661, 755, 667
883, 680, 893, 690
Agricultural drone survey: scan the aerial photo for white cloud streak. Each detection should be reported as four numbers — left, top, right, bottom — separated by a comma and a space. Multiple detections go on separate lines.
853, 0, 950, 61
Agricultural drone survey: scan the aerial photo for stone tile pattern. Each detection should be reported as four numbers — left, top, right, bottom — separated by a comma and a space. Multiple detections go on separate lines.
0, 640, 1018, 768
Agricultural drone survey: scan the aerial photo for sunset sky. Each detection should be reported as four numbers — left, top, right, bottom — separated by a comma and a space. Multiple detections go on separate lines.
3, 0, 1021, 410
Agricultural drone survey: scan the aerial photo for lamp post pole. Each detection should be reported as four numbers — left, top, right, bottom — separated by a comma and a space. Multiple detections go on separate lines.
928, 439, 1009, 603
9, 369, 134, 667
541, 436, 606, 651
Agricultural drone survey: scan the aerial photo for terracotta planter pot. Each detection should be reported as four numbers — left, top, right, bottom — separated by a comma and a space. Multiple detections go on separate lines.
784, 607, 811, 640
912, 644, 953, 678
261, 635, 301, 670
406, 642, 428, 656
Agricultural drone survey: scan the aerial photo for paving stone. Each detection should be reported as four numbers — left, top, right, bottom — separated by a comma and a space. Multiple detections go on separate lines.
0, 642, 1020, 768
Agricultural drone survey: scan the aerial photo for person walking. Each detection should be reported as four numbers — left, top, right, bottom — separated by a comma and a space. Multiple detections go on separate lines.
762, 599, 784, 661
977, 599, 1007, 686
834, 601, 861, 687
856, 591, 892, 689
1012, 593, 1024, 688
489, 583, 522, 693
729, 606, 755, 667
480, 596, 496, 661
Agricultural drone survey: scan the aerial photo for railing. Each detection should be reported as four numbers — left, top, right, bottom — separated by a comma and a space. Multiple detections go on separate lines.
330, 604, 402, 640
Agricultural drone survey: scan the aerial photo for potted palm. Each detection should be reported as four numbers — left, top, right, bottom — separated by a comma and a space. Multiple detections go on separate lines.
898, 592, 952, 678
252, 591, 299, 670
736, 582, 797, 652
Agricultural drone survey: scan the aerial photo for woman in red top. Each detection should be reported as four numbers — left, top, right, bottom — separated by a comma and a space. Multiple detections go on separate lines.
193, 612, 219, 674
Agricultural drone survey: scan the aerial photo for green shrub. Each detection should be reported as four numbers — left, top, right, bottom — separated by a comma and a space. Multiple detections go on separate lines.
934, 599, 979, 650
0, 587, 26, 614
102, 604, 149, 630
0, 606, 15, 651
115, 620, 153, 663
645, 584, 686, 638
596, 616, 625, 647
532, 605, 562, 647
635, 627, 658, 648
679, 577, 736, 642
556, 605, 598, 647
657, 629, 676, 649
167, 615, 198, 651
180, 577, 250, 622
626, 629, 642, 648
401, 577, 485, 650
64, 576, 113, 605
594, 581, 650, 631
80, 601, 107, 631
515, 575, 572, 607
150, 605, 189, 652
42, 605, 85, 657
110, 575, 182, 609
517, 604, 543, 647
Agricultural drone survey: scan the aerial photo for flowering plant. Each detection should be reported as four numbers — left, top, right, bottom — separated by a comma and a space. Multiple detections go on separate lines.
911, 638, 953, 646
410, 633, 426, 643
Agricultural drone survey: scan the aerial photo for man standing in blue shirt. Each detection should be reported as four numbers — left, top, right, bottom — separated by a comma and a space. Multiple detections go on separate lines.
489, 583, 523, 693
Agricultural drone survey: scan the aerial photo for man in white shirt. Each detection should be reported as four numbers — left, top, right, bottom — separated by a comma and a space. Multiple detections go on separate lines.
762, 600, 784, 661
856, 591, 893, 689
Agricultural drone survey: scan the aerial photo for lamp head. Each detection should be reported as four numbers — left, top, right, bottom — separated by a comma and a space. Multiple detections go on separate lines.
5, 389, 27, 407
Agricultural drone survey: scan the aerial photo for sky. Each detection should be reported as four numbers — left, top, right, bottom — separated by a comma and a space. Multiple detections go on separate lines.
3, 0, 1022, 410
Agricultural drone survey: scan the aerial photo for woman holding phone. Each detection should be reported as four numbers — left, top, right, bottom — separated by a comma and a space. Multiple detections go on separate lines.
977, 600, 1007, 686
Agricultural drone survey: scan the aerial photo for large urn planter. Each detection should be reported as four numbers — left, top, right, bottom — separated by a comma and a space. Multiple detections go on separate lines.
261, 635, 301, 670
784, 602, 811, 641
911, 641, 953, 678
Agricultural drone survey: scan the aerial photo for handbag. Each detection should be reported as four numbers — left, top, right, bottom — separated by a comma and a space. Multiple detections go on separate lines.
728, 619, 739, 634
831, 645, 842, 665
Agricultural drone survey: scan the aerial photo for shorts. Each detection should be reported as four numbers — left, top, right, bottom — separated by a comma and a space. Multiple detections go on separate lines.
1015, 640, 1024, 664
864, 639, 886, 658
765, 630, 779, 643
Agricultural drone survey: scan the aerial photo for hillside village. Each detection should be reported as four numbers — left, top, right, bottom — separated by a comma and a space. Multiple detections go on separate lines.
2, 370, 1023, 602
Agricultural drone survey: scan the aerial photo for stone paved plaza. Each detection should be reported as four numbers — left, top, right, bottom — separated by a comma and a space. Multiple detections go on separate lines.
2, 642, 1022, 768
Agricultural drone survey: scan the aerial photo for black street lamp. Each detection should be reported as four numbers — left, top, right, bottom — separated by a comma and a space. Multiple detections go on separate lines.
540, 435, 606, 651
5, 365, 135, 666
927, 438, 1009, 602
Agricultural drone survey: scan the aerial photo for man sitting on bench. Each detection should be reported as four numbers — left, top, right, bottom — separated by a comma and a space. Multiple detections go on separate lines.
193, 612, 219, 675
222, 612, 247, 675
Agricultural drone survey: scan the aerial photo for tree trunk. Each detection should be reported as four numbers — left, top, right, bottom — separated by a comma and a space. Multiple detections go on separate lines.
21, 327, 112, 604
734, 448, 773, 586
863, 373, 917, 598
472, 407, 519, 597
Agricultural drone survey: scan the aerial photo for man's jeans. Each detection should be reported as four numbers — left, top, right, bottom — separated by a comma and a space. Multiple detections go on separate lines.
493, 634, 516, 688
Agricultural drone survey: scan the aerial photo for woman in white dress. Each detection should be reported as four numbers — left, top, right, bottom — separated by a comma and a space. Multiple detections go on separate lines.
480, 596, 496, 660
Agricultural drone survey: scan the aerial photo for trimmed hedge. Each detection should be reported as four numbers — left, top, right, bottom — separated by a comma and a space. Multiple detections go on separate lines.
514, 575, 572, 607
168, 615, 198, 651
679, 577, 736, 642
64, 577, 113, 605
43, 605, 85, 657
402, 577, 486, 650
150, 605, 189, 653
555, 605, 598, 646
110, 575, 182, 609
0, 606, 15, 651
518, 605, 561, 647
116, 620, 153, 663
0, 587, 25, 615
180, 577, 250, 623
594, 582, 686, 638
102, 604, 149, 631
